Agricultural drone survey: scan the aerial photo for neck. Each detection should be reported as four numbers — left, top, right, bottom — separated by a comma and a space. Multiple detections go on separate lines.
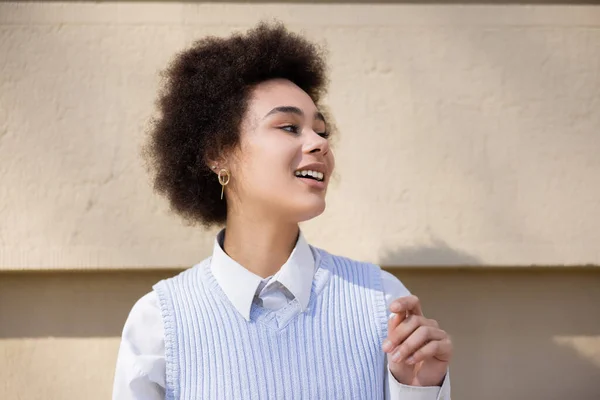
222, 215, 300, 279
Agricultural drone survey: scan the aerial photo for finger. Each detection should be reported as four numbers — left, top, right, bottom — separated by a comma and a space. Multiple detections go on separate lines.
389, 295, 423, 316
407, 337, 453, 365
390, 325, 446, 363
383, 313, 404, 352
384, 316, 438, 353
386, 310, 408, 337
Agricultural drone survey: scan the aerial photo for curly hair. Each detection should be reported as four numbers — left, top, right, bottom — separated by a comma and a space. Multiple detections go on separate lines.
143, 21, 329, 228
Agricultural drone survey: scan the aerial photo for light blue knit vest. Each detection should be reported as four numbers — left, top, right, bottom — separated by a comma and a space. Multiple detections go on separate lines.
153, 247, 388, 400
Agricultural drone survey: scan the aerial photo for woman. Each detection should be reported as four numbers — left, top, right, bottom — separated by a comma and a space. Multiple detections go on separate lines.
113, 22, 452, 400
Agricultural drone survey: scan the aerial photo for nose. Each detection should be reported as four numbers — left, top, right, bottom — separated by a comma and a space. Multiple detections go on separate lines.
303, 129, 330, 156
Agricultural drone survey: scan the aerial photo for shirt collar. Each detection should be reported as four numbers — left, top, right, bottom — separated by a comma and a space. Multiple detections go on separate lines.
210, 228, 316, 321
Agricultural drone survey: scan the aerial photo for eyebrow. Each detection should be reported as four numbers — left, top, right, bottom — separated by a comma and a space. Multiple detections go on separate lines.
264, 106, 326, 122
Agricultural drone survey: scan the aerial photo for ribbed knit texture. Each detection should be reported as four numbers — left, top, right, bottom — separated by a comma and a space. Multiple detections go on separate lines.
153, 247, 388, 400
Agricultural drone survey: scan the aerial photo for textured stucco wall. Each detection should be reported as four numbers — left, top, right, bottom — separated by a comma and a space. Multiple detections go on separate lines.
1, 3, 599, 269
1, 3, 600, 398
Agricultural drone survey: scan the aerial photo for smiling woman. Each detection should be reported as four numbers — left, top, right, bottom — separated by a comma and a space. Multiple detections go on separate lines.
113, 21, 452, 400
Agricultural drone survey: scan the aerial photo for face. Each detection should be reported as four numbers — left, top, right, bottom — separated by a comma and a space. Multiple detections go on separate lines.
223, 79, 335, 223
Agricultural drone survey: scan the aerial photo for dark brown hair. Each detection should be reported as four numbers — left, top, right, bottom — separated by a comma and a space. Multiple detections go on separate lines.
143, 22, 329, 228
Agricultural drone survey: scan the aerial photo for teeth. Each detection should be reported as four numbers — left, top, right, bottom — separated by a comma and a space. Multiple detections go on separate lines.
294, 169, 324, 181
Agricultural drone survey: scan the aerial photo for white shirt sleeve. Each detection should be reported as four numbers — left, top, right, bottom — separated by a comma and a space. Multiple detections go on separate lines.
381, 269, 451, 400
112, 270, 451, 400
112, 292, 165, 400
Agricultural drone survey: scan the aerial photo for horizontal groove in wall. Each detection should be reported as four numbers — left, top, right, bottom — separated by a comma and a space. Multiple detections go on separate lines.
2, 267, 599, 339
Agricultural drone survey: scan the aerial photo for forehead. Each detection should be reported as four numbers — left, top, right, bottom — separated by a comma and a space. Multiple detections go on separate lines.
248, 79, 318, 117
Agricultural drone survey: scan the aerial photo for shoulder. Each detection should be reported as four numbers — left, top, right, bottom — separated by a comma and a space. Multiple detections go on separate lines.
379, 270, 416, 316
121, 291, 164, 345
314, 247, 412, 303
315, 247, 405, 288
153, 258, 211, 292
379, 269, 411, 299
123, 291, 161, 326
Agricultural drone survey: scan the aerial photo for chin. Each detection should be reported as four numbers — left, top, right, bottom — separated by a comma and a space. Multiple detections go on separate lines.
295, 199, 327, 223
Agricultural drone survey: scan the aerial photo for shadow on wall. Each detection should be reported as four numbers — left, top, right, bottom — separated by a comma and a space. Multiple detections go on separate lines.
379, 235, 481, 266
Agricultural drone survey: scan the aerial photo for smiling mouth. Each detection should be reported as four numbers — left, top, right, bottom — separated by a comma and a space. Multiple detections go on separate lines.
294, 170, 324, 182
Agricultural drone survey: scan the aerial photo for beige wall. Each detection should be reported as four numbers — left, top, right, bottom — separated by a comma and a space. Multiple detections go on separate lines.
1, 3, 599, 269
1, 2, 599, 400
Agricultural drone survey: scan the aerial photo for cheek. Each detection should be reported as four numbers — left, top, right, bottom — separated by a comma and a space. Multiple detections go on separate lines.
258, 136, 300, 171
242, 139, 298, 185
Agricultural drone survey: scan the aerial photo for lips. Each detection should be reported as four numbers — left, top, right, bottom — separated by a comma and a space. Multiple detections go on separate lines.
294, 170, 324, 181
296, 175, 327, 190
294, 162, 327, 182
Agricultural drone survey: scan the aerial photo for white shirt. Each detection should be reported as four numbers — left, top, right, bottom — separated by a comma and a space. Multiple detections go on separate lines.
113, 230, 451, 400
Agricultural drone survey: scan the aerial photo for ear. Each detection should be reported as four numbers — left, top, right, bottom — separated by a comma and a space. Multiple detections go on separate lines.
204, 151, 227, 173
205, 161, 221, 174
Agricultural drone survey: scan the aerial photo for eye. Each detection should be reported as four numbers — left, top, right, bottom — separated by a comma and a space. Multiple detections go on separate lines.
280, 124, 300, 134
317, 131, 330, 139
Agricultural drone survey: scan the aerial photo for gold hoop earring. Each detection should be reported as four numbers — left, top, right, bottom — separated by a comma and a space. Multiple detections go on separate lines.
218, 169, 230, 200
